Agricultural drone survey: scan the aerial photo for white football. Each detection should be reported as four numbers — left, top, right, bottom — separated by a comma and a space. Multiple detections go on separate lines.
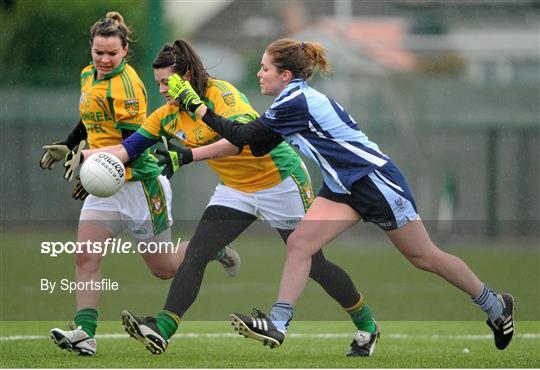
79, 152, 125, 198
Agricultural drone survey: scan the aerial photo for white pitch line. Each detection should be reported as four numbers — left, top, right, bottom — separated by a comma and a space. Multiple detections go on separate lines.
1, 333, 539, 341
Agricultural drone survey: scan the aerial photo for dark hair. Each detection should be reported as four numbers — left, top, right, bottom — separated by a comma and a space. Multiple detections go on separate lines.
152, 39, 209, 97
265, 38, 330, 80
89, 11, 133, 48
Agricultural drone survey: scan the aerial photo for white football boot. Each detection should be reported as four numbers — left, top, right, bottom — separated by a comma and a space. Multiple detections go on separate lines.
346, 321, 380, 357
50, 324, 96, 356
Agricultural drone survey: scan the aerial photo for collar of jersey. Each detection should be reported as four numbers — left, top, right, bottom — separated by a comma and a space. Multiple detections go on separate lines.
276, 78, 306, 101
92, 59, 127, 81
283, 78, 305, 93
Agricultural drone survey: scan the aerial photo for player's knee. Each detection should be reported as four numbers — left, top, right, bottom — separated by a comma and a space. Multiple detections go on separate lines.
149, 265, 177, 280
75, 252, 100, 271
286, 232, 314, 259
286, 232, 305, 252
407, 252, 438, 272
411, 257, 433, 272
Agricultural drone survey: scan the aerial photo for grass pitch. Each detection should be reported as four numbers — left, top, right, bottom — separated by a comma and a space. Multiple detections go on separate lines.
1, 226, 539, 367
1, 321, 539, 368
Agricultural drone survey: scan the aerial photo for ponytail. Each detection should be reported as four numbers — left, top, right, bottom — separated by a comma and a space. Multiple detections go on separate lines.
266, 38, 330, 80
152, 40, 209, 97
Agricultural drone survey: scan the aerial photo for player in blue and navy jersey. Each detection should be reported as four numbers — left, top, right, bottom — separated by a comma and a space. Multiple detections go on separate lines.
168, 38, 515, 353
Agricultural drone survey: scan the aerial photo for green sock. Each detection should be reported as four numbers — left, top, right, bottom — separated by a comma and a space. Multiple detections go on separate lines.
156, 310, 180, 340
74, 308, 98, 337
214, 247, 226, 261
345, 296, 376, 334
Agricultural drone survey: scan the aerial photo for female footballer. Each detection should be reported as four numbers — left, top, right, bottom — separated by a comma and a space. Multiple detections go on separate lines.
167, 38, 516, 352
40, 13, 237, 356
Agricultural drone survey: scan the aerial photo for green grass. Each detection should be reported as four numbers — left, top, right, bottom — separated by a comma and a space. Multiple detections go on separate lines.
1, 321, 539, 368
1, 227, 539, 367
2, 229, 539, 321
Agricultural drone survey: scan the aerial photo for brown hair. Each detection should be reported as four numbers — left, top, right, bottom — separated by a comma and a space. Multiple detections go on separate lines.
89, 11, 133, 48
152, 39, 209, 97
265, 38, 331, 80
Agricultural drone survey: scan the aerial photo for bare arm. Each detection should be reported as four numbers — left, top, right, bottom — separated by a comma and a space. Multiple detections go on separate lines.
80, 131, 158, 164
192, 138, 241, 161
81, 144, 130, 164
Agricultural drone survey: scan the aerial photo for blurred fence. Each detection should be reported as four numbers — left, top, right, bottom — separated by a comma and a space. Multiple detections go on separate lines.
1, 78, 538, 237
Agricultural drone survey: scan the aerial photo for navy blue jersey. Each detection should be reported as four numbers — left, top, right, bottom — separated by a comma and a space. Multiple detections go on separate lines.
259, 79, 388, 194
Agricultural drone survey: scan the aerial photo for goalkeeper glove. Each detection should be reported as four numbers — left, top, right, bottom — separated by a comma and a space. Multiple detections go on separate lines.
154, 139, 193, 179
63, 140, 86, 182
72, 176, 89, 200
40, 141, 70, 170
168, 74, 204, 115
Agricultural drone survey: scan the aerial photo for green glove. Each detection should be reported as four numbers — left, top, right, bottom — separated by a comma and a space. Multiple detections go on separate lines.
40, 141, 70, 170
72, 176, 89, 200
168, 74, 204, 114
63, 140, 86, 182
154, 138, 193, 179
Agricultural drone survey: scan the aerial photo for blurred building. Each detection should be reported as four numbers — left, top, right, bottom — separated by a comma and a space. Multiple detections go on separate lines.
2, 0, 539, 238
167, 0, 540, 237
184, 0, 539, 81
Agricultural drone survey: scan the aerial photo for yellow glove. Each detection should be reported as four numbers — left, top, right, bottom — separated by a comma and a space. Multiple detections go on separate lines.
168, 74, 204, 114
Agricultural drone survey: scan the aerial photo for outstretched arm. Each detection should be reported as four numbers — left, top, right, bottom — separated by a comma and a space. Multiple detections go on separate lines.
201, 109, 283, 157
155, 138, 241, 179
81, 144, 129, 163
168, 75, 283, 156
80, 130, 158, 164
192, 138, 241, 161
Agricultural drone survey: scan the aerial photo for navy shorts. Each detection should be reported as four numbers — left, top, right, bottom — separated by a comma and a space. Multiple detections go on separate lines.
318, 161, 418, 231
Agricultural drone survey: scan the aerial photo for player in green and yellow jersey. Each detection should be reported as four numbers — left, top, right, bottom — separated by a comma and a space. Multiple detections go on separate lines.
41, 14, 238, 356
73, 39, 377, 356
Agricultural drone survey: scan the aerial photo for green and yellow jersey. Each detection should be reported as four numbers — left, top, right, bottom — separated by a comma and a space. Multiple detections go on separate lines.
79, 60, 161, 181
138, 78, 301, 192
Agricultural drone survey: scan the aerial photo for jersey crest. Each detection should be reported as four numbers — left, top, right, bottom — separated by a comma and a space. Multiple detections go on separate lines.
264, 109, 276, 119
125, 99, 139, 116
221, 91, 236, 107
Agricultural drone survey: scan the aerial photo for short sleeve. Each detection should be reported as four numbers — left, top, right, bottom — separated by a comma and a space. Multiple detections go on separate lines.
137, 109, 163, 139
113, 76, 147, 131
206, 80, 258, 120
259, 92, 309, 135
